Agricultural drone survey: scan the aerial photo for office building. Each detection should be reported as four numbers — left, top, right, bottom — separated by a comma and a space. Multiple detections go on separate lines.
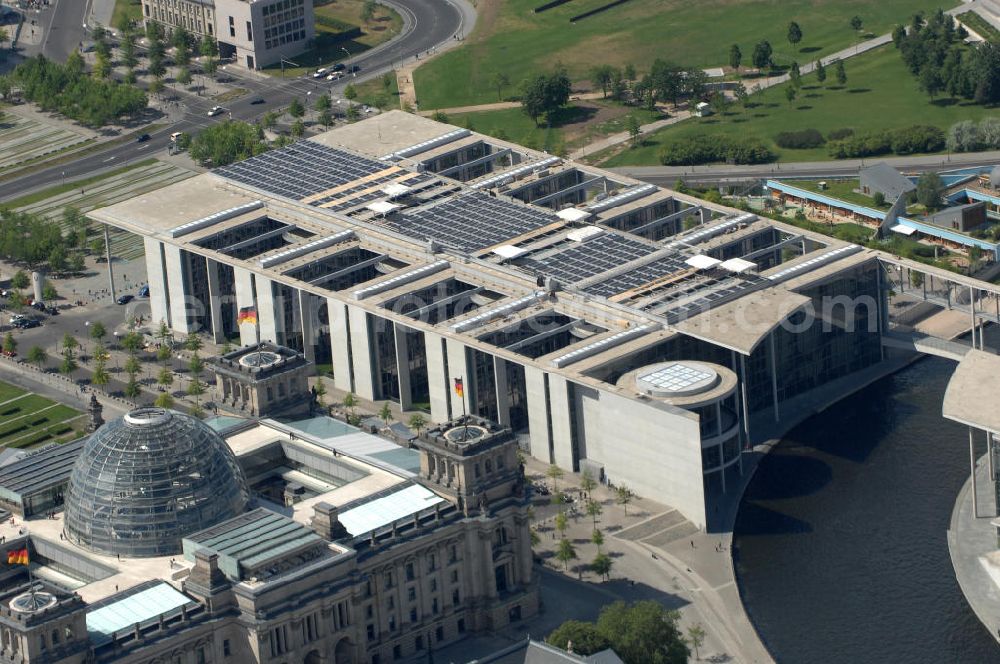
90, 111, 893, 528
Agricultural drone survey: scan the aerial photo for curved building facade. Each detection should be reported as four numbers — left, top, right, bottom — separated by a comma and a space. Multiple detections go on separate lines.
63, 408, 249, 558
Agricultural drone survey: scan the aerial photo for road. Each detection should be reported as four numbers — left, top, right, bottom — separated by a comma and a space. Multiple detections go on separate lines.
615, 150, 1000, 187
0, 0, 470, 203
41, 0, 88, 64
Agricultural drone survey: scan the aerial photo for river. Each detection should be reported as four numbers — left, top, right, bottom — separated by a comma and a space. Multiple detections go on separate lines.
734, 356, 1000, 663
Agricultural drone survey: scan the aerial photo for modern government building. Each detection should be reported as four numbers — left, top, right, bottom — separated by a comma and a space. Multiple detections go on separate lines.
90, 111, 892, 530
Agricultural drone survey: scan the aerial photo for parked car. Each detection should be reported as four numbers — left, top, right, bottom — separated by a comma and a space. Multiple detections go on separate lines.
116, 295, 134, 305
47, 306, 59, 316
14, 318, 40, 329
326, 72, 343, 81
331, 63, 346, 72
136, 133, 151, 143
138, 284, 150, 297
312, 68, 328, 78
250, 97, 266, 105
170, 131, 184, 142
208, 106, 224, 117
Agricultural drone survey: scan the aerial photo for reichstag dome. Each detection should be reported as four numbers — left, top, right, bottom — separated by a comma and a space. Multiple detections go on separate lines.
63, 408, 249, 558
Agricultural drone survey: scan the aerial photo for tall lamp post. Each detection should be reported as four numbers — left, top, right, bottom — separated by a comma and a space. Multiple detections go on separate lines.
341, 47, 352, 75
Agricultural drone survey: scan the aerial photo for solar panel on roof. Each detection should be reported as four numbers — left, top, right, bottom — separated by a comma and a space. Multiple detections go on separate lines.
520, 232, 656, 284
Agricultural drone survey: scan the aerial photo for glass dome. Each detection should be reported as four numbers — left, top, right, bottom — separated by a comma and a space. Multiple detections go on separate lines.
64, 408, 249, 558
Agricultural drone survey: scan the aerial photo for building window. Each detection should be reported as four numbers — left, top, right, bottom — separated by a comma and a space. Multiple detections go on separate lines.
405, 562, 414, 581
452, 589, 461, 606
197, 647, 207, 664
387, 595, 395, 610
367, 624, 376, 642
449, 546, 458, 564
407, 587, 416, 602
436, 626, 444, 642
246, 20, 253, 41
393, 645, 402, 660
432, 598, 439, 614
416, 635, 424, 651
427, 554, 437, 572
430, 579, 437, 592
388, 615, 396, 632
384, 571, 394, 589
371, 656, 380, 664
366, 605, 374, 620
223, 639, 231, 657
409, 608, 417, 623
451, 570, 459, 583
457, 618, 466, 634
497, 455, 505, 469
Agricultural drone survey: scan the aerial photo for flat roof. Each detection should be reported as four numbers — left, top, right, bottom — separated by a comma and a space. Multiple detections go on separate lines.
0, 437, 85, 499
943, 349, 1000, 433
86, 581, 196, 646
338, 484, 445, 537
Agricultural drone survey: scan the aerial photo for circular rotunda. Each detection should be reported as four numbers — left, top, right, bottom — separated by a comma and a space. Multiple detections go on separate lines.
63, 408, 249, 558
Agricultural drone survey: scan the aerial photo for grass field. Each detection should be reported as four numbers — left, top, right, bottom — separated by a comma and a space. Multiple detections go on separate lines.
110, 0, 143, 30
413, 0, 952, 109
793, 179, 891, 209
264, 0, 402, 76
351, 74, 401, 110
448, 101, 661, 156
956, 10, 1000, 42
0, 389, 83, 449
597, 44, 995, 166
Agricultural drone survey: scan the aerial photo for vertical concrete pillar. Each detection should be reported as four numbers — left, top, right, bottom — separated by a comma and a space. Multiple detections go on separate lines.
298, 290, 316, 363
970, 286, 977, 350
739, 354, 751, 447
768, 333, 780, 423
546, 374, 575, 471
143, 238, 170, 327
233, 267, 257, 346
162, 244, 192, 334
255, 276, 279, 344
205, 259, 225, 344
347, 304, 375, 400
424, 332, 449, 423
971, 427, 979, 519
104, 224, 116, 302
493, 356, 511, 428
30, 270, 44, 304
394, 323, 412, 411
523, 366, 551, 462
327, 299, 352, 393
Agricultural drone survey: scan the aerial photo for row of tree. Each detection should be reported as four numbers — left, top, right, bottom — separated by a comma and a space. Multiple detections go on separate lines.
894, 9, 1000, 105
947, 117, 1000, 152
0, 207, 101, 273
3, 54, 147, 127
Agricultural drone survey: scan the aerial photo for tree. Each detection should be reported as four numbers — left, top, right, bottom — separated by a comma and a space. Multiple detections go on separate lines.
288, 97, 306, 119
520, 69, 572, 126
591, 552, 612, 581
60, 349, 78, 377
378, 402, 392, 427
200, 34, 219, 58
596, 601, 688, 664
589, 65, 615, 98
615, 485, 635, 515
751, 40, 773, 69
188, 353, 203, 377
547, 621, 611, 656
291, 120, 306, 138
124, 374, 142, 399
158, 366, 174, 388
343, 84, 358, 101
42, 279, 59, 302
580, 470, 597, 497
177, 66, 193, 87
346, 105, 361, 122
556, 538, 577, 571
122, 331, 143, 354
554, 511, 568, 538
490, 71, 511, 101
91, 361, 110, 387
343, 391, 358, 418
815, 59, 827, 83
920, 65, 943, 99
314, 94, 331, 112
835, 59, 847, 86
586, 499, 602, 528
734, 82, 749, 114
2, 332, 16, 355
624, 115, 641, 146
261, 111, 278, 130
314, 377, 328, 406
27, 346, 46, 369
788, 21, 803, 47
872, 191, 887, 207
407, 413, 427, 434
10, 270, 29, 290
591, 528, 604, 552
156, 321, 172, 347
90, 322, 107, 344
850, 15, 863, 32
188, 120, 269, 167
789, 61, 801, 88
318, 108, 333, 128
708, 91, 729, 116
687, 624, 707, 661
546, 463, 564, 493
68, 253, 86, 274
784, 85, 797, 105
125, 354, 141, 376
916, 172, 946, 210
94, 53, 113, 80
361, 0, 377, 23
62, 333, 79, 353
186, 377, 204, 399
154, 392, 175, 408
729, 44, 742, 71
623, 63, 636, 81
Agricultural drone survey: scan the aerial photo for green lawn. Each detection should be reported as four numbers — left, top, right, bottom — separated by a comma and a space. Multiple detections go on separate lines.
599, 44, 995, 166
0, 391, 82, 449
110, 0, 143, 30
0, 383, 25, 404
793, 179, 890, 209
351, 74, 401, 110
956, 10, 1000, 41
264, 0, 402, 76
448, 101, 661, 156
414, 0, 952, 109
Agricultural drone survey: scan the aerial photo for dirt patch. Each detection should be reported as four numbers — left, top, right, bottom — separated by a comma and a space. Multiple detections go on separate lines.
559, 101, 633, 145
471, 0, 501, 43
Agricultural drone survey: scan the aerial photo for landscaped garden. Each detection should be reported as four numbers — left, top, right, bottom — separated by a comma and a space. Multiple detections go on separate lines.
0, 383, 84, 449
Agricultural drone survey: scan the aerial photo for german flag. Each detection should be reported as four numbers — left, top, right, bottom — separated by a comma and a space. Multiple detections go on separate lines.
237, 306, 258, 325
453, 377, 464, 398
7, 548, 28, 565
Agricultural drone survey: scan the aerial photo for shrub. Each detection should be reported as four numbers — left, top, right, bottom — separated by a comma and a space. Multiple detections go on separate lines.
827, 127, 855, 141
827, 125, 943, 159
889, 124, 944, 155
774, 128, 825, 149
658, 135, 774, 165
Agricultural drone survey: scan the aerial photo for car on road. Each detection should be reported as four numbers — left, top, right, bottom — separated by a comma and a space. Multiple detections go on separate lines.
116, 295, 134, 305
326, 72, 343, 81
312, 68, 328, 78
348, 64, 361, 74
136, 133, 151, 143
332, 63, 346, 72
13, 319, 40, 329
250, 97, 265, 104
208, 106, 224, 117
138, 284, 150, 298
170, 131, 184, 142
9, 314, 25, 323
30, 301, 46, 312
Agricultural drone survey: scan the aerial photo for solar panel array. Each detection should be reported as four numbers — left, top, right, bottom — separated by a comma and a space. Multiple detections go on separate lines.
654, 275, 768, 324
521, 233, 655, 284
215, 141, 388, 200
390, 192, 559, 253
583, 253, 691, 298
